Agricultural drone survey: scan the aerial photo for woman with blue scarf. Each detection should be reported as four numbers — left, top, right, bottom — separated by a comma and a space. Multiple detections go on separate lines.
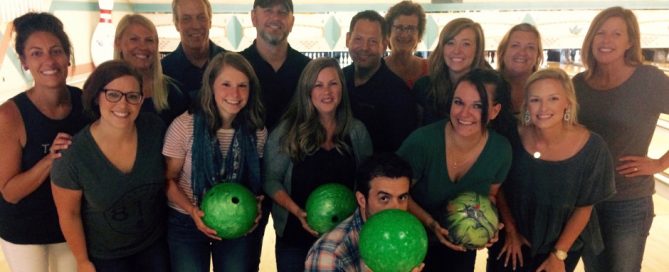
162, 52, 266, 272
264, 58, 373, 271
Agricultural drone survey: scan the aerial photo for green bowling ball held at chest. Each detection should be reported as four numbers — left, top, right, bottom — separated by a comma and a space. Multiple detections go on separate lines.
200, 182, 259, 239
305, 183, 357, 235
439, 191, 500, 250
359, 209, 428, 272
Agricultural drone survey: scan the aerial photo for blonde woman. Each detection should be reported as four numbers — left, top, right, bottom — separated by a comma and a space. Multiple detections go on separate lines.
496, 23, 544, 113
115, 14, 189, 125
489, 68, 615, 272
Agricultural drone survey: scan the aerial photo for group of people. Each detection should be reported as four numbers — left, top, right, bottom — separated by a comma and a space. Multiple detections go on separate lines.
0, 0, 667, 272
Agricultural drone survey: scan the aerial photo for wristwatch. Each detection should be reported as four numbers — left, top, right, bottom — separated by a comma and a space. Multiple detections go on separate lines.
552, 248, 568, 261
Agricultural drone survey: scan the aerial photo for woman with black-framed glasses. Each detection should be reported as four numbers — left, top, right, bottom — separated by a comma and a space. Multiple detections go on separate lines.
51, 60, 170, 271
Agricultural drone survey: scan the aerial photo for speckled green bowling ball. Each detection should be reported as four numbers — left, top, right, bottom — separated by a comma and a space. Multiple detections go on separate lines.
359, 209, 428, 272
305, 183, 356, 234
440, 191, 499, 250
201, 183, 257, 239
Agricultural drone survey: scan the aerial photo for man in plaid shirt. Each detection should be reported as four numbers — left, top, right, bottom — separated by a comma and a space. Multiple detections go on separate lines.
304, 154, 424, 271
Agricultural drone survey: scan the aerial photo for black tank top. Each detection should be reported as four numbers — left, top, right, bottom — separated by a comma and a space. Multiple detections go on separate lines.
0, 86, 87, 244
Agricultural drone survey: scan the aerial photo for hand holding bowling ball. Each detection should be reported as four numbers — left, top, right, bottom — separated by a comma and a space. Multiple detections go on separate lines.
295, 208, 319, 237
200, 182, 259, 239
359, 209, 428, 272
427, 220, 466, 252
305, 183, 357, 235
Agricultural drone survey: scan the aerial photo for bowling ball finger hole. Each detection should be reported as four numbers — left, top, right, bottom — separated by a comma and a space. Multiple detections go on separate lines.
231, 197, 240, 204
331, 216, 339, 223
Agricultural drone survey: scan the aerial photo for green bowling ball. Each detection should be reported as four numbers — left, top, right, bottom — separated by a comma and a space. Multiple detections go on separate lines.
440, 191, 499, 250
305, 183, 356, 234
201, 182, 257, 239
359, 209, 428, 272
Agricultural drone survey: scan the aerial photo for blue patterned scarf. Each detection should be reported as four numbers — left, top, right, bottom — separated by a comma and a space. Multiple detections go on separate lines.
190, 112, 262, 204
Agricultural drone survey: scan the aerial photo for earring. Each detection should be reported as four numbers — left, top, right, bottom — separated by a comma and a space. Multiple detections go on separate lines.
563, 109, 571, 122
523, 111, 530, 125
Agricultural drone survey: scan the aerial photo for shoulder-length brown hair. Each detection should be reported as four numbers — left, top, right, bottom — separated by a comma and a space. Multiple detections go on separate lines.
279, 58, 354, 162
196, 52, 264, 134
581, 6, 643, 79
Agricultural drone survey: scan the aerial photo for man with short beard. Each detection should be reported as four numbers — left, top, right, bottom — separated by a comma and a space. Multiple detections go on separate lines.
344, 10, 418, 154
240, 0, 310, 132
162, 0, 226, 98
240, 1, 310, 271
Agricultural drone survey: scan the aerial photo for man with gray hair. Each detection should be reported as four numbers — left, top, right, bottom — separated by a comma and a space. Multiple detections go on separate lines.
162, 0, 226, 98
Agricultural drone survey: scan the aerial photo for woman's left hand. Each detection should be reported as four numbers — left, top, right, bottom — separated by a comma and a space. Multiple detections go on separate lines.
535, 254, 565, 272
617, 156, 664, 177
247, 195, 265, 234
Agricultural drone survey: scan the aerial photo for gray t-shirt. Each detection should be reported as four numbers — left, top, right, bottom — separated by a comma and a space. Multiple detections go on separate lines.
573, 65, 669, 201
51, 114, 166, 260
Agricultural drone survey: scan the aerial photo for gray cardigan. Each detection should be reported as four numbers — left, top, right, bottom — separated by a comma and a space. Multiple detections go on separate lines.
263, 119, 373, 236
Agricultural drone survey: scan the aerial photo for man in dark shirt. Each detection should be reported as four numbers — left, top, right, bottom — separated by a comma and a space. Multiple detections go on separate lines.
343, 10, 418, 153
240, 0, 310, 131
240, 1, 309, 270
161, 0, 226, 98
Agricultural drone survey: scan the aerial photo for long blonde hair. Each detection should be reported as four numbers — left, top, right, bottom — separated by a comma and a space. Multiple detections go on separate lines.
279, 58, 354, 162
114, 14, 176, 112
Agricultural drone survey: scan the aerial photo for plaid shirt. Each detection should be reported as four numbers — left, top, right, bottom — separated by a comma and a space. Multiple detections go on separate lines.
304, 209, 366, 272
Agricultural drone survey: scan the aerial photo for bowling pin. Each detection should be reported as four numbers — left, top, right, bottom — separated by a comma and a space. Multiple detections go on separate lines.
90, 0, 115, 67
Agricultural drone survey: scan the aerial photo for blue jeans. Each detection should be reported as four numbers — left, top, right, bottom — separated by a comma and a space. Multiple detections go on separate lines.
167, 209, 254, 272
582, 196, 654, 272
90, 236, 169, 272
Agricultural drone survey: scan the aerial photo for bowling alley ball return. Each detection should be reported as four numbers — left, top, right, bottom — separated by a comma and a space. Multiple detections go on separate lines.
305, 183, 357, 234
359, 209, 428, 272
201, 182, 258, 239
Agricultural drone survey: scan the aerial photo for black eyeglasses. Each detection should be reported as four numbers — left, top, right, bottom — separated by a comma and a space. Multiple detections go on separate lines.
392, 25, 418, 34
102, 89, 143, 105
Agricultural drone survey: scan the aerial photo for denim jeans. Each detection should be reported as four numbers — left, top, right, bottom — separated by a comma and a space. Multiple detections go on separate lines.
246, 196, 272, 271
90, 236, 169, 272
582, 196, 654, 272
167, 209, 254, 272
275, 235, 314, 272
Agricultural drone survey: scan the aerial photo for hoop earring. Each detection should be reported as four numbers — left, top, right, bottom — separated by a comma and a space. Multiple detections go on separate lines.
523, 111, 530, 125
563, 109, 571, 122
